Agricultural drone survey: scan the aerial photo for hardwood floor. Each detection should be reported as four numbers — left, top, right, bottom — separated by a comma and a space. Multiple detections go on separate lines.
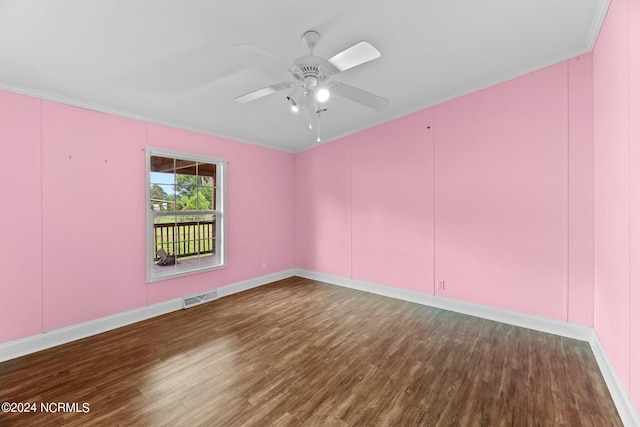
0, 277, 622, 426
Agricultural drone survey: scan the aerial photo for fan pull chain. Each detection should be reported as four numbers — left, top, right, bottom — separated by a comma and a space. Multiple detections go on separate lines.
316, 115, 321, 143
304, 101, 313, 129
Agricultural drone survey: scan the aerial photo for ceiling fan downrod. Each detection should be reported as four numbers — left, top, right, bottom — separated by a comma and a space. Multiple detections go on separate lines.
301, 30, 321, 55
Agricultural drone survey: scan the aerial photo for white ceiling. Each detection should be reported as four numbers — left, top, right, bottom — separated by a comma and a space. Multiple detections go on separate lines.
0, 0, 609, 152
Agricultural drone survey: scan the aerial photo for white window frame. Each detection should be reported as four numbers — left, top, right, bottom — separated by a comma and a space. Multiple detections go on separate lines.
145, 147, 226, 283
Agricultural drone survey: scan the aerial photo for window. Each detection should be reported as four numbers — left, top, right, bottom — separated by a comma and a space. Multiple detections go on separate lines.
146, 148, 225, 282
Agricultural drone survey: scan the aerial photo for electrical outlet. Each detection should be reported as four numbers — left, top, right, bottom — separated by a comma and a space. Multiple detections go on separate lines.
438, 280, 445, 290
261, 262, 267, 271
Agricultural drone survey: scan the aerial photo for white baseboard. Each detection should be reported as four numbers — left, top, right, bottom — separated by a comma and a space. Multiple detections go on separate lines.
0, 298, 183, 364
590, 331, 640, 427
294, 269, 592, 340
217, 269, 295, 298
0, 269, 296, 363
294, 268, 640, 427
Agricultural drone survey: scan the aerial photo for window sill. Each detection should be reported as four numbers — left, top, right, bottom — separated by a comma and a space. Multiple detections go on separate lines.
147, 254, 224, 283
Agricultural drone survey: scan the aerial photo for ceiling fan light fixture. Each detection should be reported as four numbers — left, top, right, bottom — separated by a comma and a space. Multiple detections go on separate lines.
316, 87, 330, 103
286, 86, 305, 112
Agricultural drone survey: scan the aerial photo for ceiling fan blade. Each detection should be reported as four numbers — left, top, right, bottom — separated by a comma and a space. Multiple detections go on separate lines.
328, 41, 381, 72
332, 82, 389, 111
115, 43, 285, 95
234, 82, 293, 103
232, 44, 290, 69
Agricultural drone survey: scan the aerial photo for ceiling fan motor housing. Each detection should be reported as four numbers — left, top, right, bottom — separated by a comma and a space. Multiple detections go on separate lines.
290, 56, 336, 90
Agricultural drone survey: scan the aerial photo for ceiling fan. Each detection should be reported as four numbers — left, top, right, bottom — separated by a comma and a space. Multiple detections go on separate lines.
234, 30, 389, 119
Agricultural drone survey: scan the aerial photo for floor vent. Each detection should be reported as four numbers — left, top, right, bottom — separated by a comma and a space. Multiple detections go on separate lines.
182, 290, 219, 309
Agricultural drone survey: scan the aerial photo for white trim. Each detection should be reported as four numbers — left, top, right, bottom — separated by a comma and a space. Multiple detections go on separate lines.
0, 299, 181, 363
590, 331, 640, 427
145, 147, 227, 283
295, 269, 592, 340
295, 268, 640, 426
217, 269, 295, 298
0, 82, 296, 153
0, 269, 296, 363
586, 0, 611, 50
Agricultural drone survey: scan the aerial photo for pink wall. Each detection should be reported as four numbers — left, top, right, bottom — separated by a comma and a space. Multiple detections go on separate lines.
435, 63, 569, 319
259, 148, 295, 276
351, 109, 435, 293
296, 57, 594, 323
41, 102, 148, 331
295, 140, 352, 278
0, 91, 42, 342
294, 109, 436, 294
567, 55, 595, 326
0, 92, 295, 339
629, 0, 640, 410
593, 0, 640, 411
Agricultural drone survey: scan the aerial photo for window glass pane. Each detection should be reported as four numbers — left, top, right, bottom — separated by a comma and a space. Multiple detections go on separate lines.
150, 155, 174, 174
198, 162, 216, 183
170, 214, 214, 259
175, 171, 198, 211
150, 173, 174, 186
149, 184, 175, 211
194, 186, 213, 210
198, 162, 216, 210
175, 158, 196, 175
153, 216, 178, 262
199, 214, 216, 256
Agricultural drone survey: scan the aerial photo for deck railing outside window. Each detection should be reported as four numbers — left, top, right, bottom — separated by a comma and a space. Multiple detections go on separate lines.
153, 219, 215, 260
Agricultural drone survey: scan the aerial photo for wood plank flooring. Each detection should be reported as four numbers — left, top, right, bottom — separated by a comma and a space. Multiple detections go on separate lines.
0, 277, 622, 426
